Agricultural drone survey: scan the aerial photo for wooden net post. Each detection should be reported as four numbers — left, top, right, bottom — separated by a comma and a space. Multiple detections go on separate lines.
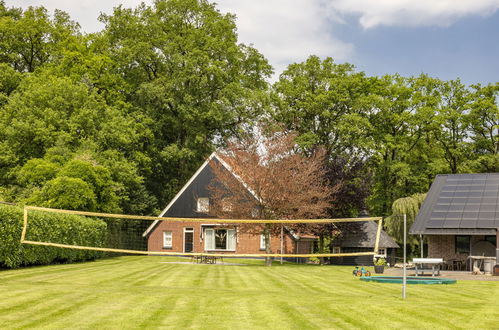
20, 207, 28, 242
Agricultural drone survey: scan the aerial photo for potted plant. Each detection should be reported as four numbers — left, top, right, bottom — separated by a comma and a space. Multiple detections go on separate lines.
374, 257, 387, 274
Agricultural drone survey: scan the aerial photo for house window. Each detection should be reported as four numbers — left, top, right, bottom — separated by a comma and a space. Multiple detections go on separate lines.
455, 235, 471, 254
378, 248, 387, 256
485, 235, 496, 246
215, 230, 227, 249
197, 197, 210, 213
163, 231, 172, 249
222, 200, 232, 212
260, 234, 269, 250
332, 246, 341, 254
204, 228, 236, 251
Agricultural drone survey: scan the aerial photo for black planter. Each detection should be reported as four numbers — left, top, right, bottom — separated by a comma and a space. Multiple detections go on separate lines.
374, 265, 385, 274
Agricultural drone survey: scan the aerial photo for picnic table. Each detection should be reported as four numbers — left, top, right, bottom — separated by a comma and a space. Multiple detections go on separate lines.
412, 258, 443, 277
192, 255, 224, 264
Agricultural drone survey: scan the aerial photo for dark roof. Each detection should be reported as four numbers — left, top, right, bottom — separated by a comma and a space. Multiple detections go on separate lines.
333, 221, 399, 248
410, 173, 499, 235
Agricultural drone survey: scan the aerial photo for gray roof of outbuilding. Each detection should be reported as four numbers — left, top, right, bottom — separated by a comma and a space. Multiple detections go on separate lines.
333, 221, 399, 248
410, 173, 499, 235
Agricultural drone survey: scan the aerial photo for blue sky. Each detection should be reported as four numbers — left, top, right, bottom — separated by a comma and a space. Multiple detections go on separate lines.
14, 0, 499, 85
339, 11, 499, 85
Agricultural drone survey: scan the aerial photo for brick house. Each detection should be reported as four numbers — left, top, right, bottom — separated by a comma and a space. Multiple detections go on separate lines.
410, 173, 499, 270
142, 153, 316, 258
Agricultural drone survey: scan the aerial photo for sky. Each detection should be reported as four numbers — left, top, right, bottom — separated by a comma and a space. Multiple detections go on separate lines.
11, 0, 499, 84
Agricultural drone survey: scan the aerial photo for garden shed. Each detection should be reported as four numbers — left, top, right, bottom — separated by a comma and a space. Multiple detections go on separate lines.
330, 221, 399, 266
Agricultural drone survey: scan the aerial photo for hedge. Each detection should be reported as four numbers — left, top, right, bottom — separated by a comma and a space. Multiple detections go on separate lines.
0, 204, 107, 268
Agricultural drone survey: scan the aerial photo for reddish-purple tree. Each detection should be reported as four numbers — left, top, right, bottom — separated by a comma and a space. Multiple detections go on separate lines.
209, 131, 339, 266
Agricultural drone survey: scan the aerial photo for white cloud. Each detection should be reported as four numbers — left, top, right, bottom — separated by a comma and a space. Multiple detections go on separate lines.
328, 0, 499, 29
216, 0, 353, 78
13, 0, 150, 33
14, 0, 353, 79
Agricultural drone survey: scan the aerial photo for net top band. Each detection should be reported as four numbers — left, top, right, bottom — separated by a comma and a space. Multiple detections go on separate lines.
24, 206, 382, 224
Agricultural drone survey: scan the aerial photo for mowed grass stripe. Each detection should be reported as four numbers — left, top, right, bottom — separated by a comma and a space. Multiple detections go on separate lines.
0, 256, 498, 329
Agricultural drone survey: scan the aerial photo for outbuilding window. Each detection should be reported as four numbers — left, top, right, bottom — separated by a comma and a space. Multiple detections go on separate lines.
485, 235, 496, 246
455, 235, 470, 254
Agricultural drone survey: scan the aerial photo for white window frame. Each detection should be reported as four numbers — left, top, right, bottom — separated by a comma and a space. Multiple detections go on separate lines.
376, 248, 387, 257
163, 231, 172, 249
197, 197, 210, 213
332, 246, 341, 254
204, 227, 236, 251
183, 228, 194, 253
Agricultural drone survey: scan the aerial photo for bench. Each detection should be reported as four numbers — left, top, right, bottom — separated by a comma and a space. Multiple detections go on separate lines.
412, 258, 443, 277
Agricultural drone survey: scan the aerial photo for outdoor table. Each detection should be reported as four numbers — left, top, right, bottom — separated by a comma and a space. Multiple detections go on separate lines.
467, 256, 497, 275
412, 258, 443, 277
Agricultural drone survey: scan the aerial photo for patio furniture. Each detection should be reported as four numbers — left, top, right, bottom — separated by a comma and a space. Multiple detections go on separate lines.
452, 259, 465, 271
467, 256, 497, 275
412, 258, 443, 277
192, 255, 224, 264
444, 259, 454, 271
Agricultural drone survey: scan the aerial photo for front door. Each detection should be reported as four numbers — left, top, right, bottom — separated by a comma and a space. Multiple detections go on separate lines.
184, 229, 194, 252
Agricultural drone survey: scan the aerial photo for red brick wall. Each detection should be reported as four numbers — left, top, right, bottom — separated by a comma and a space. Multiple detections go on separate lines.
296, 240, 314, 254
148, 221, 300, 254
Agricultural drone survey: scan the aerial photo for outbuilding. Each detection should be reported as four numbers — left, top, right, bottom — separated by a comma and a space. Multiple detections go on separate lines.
410, 173, 498, 271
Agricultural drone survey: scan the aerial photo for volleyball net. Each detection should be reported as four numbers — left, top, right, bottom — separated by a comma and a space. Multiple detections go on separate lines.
21, 206, 383, 258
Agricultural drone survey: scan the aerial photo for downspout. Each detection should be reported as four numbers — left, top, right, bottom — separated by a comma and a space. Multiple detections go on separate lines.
420, 234, 424, 258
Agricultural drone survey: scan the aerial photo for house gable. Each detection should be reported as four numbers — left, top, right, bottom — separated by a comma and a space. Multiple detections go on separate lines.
143, 152, 258, 237
143, 153, 217, 236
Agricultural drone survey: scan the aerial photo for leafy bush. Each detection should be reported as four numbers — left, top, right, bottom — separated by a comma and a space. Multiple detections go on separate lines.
0, 204, 107, 268
374, 257, 387, 266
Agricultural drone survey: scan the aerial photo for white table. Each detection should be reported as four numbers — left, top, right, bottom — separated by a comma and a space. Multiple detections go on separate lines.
412, 258, 443, 277
467, 256, 497, 275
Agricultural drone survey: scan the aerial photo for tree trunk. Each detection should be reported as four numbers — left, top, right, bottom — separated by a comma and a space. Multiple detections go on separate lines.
264, 224, 272, 266
319, 235, 324, 265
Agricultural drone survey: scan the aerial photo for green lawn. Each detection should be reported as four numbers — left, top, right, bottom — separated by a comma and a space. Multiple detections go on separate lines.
0, 256, 498, 329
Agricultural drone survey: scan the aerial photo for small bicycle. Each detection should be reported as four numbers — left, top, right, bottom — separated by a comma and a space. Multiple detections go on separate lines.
352, 266, 371, 277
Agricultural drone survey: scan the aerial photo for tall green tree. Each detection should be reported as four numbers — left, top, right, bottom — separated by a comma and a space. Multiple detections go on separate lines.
467, 83, 499, 172
430, 79, 471, 174
0, 2, 80, 72
100, 0, 272, 206
272, 56, 372, 216
0, 70, 155, 213
366, 75, 421, 215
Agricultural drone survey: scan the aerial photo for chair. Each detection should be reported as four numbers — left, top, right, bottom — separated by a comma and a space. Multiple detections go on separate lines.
444, 259, 455, 271
454, 259, 464, 271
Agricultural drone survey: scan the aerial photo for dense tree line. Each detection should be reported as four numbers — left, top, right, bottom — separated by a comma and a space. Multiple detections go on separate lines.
0, 0, 497, 224
0, 0, 271, 216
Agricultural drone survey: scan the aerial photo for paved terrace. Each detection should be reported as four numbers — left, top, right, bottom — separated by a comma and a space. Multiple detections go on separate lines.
385, 267, 499, 281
